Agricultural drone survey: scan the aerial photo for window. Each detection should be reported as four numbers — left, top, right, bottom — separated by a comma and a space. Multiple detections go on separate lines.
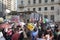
50, 15, 54, 21
51, 0, 54, 2
21, 0, 23, 5
44, 7, 47, 10
44, 15, 48, 18
51, 6, 54, 10
45, 0, 48, 3
28, 0, 30, 4
39, 0, 41, 3
38, 8, 41, 11
33, 0, 36, 4
28, 8, 30, 11
33, 8, 36, 11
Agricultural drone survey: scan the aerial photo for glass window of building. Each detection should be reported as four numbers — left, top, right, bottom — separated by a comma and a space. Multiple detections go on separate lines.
38, 8, 41, 11
28, 0, 30, 4
44, 15, 48, 18
51, 6, 54, 10
45, 0, 48, 3
21, 0, 23, 5
44, 7, 47, 10
28, 8, 30, 11
51, 0, 54, 2
39, 0, 41, 3
50, 15, 54, 22
33, 0, 36, 4
33, 8, 36, 11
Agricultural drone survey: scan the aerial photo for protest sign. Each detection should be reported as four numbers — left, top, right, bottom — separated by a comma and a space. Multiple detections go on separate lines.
27, 23, 35, 31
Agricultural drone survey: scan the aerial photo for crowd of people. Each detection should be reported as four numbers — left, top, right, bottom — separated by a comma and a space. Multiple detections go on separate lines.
0, 19, 60, 40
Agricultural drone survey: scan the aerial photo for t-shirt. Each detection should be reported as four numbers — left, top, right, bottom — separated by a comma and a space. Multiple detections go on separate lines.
31, 30, 38, 37
37, 38, 45, 40
11, 32, 20, 40
0, 32, 3, 38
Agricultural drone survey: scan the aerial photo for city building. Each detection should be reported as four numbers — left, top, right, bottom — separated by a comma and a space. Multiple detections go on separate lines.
4, 0, 17, 11
0, 0, 6, 17
0, 0, 3, 15
0, 0, 17, 17
17, 0, 60, 22
11, 0, 17, 11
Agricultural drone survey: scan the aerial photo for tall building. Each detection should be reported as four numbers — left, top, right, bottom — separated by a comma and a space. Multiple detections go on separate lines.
5, 0, 17, 11
0, 0, 3, 13
0, 0, 5, 17
17, 0, 60, 22
0, 0, 17, 17
0, 0, 17, 13
11, 0, 17, 11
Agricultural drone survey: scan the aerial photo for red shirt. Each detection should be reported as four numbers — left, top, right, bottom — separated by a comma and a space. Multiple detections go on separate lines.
11, 32, 20, 40
7, 30, 12, 35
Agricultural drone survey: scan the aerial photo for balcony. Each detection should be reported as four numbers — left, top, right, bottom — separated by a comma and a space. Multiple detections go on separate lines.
18, 4, 24, 9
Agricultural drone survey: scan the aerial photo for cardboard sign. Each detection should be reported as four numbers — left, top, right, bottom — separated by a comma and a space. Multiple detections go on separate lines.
27, 23, 35, 31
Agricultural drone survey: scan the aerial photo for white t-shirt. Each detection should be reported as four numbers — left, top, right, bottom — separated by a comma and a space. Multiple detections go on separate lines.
46, 34, 50, 40
0, 32, 6, 40
37, 38, 45, 40
0, 32, 3, 38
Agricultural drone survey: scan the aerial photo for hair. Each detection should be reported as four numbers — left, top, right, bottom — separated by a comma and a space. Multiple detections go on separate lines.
49, 31, 53, 36
27, 19, 29, 23
34, 28, 37, 32
38, 31, 42, 38
17, 25, 21, 27
14, 28, 19, 32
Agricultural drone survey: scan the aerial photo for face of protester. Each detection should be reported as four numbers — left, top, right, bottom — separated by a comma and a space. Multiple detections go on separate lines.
46, 29, 51, 34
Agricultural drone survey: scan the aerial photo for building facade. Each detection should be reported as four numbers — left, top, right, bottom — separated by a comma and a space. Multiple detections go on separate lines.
17, 0, 60, 22
11, 0, 17, 11
0, 0, 2, 13
4, 0, 17, 11
0, 0, 5, 17
0, 0, 17, 17
0, 0, 17, 13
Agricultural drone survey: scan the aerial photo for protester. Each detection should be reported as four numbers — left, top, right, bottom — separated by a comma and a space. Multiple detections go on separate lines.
37, 31, 46, 40
18, 29, 24, 40
31, 28, 38, 40
11, 28, 20, 40
0, 17, 60, 40
0, 29, 6, 40
45, 28, 54, 40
